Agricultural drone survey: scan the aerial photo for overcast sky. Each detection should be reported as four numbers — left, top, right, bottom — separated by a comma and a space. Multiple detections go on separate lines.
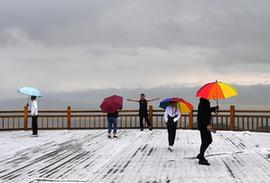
0, 0, 270, 100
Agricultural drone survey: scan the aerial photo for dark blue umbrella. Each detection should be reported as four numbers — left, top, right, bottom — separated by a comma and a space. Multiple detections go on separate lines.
159, 97, 181, 109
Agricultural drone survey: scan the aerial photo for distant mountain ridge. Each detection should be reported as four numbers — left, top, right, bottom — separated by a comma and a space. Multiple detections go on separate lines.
1, 85, 270, 110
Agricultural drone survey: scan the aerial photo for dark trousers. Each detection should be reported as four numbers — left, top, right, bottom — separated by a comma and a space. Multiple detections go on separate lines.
166, 116, 177, 146
139, 113, 150, 130
199, 129, 212, 158
32, 116, 38, 135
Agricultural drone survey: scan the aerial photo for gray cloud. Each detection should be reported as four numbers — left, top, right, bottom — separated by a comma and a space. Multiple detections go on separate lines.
0, 0, 270, 100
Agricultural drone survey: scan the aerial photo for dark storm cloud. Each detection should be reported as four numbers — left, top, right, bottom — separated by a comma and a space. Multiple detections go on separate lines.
1, 0, 269, 48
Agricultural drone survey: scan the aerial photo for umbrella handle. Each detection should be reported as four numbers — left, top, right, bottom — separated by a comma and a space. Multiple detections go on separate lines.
215, 99, 219, 115
26, 96, 30, 106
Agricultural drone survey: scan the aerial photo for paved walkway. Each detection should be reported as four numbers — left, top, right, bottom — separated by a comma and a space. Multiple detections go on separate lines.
0, 130, 269, 183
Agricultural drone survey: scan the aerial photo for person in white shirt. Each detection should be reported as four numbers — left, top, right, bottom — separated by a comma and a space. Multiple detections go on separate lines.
164, 102, 180, 151
28, 96, 38, 136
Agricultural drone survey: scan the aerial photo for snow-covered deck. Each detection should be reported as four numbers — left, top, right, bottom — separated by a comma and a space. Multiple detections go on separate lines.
0, 130, 269, 183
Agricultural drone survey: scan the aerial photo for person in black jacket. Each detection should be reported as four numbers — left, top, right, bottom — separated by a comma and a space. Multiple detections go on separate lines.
197, 98, 219, 165
107, 111, 119, 139
127, 94, 160, 131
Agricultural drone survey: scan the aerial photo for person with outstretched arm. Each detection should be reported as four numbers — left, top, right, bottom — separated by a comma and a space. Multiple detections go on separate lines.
127, 93, 160, 131
164, 102, 180, 152
27, 96, 39, 137
197, 97, 219, 166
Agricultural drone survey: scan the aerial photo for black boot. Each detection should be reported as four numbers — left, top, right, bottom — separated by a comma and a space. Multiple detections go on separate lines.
196, 154, 202, 159
199, 158, 210, 166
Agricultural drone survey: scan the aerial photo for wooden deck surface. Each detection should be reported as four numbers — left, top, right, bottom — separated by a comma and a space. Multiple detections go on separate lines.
0, 130, 269, 183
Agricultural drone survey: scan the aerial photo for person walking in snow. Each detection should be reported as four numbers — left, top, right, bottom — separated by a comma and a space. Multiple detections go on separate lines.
127, 93, 159, 131
196, 97, 219, 165
164, 102, 180, 152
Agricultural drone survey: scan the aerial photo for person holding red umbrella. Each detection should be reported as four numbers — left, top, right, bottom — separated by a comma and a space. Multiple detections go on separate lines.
100, 95, 123, 139
107, 109, 121, 139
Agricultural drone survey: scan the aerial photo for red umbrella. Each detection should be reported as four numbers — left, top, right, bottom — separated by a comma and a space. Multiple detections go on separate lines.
100, 95, 123, 113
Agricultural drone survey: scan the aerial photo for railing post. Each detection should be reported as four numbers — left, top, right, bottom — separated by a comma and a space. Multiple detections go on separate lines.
67, 106, 71, 129
149, 105, 153, 128
230, 105, 235, 130
24, 106, 28, 130
188, 110, 193, 129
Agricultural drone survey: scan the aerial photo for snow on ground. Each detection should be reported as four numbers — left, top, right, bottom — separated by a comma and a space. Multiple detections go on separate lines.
0, 129, 269, 183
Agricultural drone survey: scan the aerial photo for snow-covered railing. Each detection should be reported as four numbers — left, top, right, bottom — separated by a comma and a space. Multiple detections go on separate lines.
0, 106, 269, 132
